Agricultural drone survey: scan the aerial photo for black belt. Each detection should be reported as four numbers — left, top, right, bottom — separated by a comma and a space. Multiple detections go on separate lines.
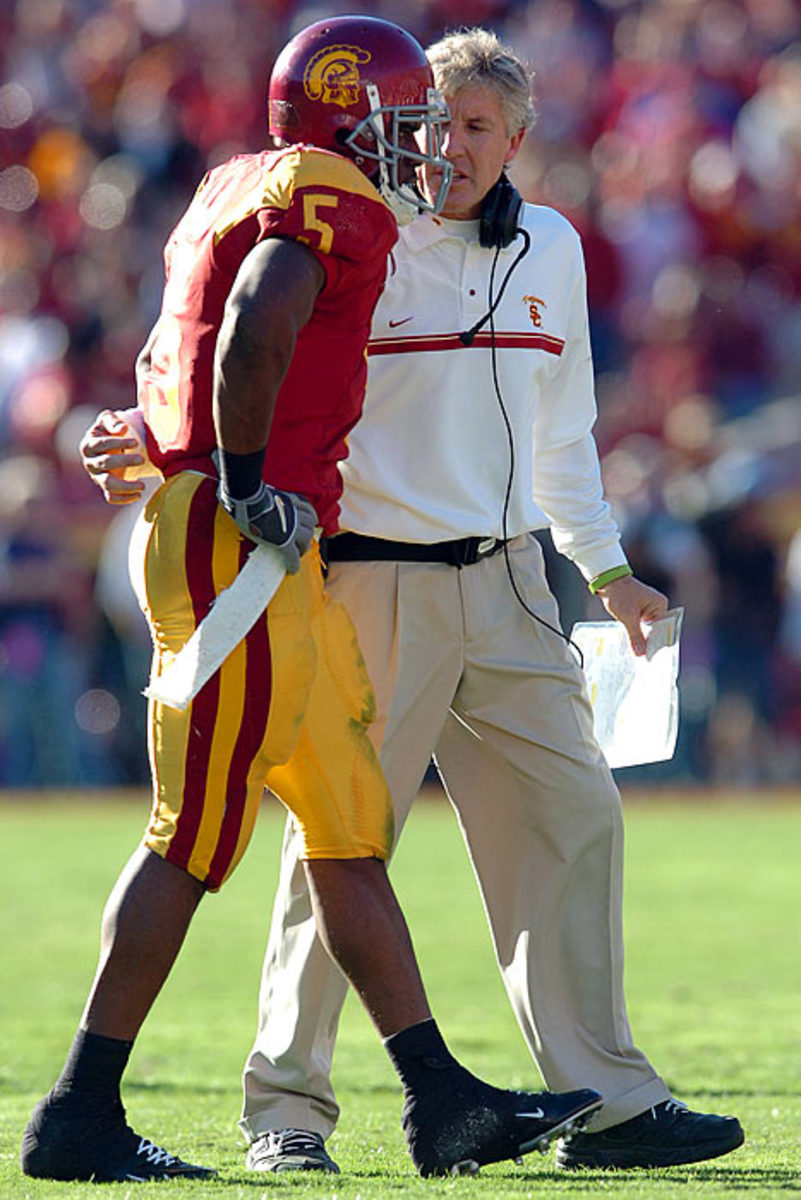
322, 532, 508, 568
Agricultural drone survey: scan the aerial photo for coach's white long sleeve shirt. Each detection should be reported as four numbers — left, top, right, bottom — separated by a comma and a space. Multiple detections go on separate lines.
337, 204, 627, 583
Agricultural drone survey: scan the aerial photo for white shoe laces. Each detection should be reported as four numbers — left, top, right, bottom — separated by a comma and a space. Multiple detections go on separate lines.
135, 1138, 180, 1166
656, 1100, 689, 1118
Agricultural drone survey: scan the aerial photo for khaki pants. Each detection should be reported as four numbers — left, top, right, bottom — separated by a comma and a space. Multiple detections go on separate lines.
239, 534, 669, 1139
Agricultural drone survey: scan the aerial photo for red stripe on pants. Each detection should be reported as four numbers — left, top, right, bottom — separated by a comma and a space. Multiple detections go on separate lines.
206, 543, 274, 886
165, 480, 221, 875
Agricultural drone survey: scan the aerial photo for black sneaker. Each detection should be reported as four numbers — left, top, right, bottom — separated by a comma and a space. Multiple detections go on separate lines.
246, 1128, 340, 1173
555, 1099, 744, 1169
404, 1074, 602, 1177
20, 1091, 216, 1182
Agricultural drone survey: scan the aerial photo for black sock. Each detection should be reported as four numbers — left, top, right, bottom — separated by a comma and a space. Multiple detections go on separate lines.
384, 1019, 461, 1097
51, 1029, 133, 1109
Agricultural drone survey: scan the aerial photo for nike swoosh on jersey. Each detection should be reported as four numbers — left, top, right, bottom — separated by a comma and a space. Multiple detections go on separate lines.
388, 316, 414, 328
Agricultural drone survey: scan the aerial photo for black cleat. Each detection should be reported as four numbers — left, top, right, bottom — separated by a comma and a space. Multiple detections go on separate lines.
403, 1072, 602, 1177
20, 1091, 216, 1182
555, 1098, 745, 1169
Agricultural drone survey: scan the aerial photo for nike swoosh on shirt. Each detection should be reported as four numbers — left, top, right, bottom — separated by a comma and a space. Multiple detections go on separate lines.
388, 316, 414, 328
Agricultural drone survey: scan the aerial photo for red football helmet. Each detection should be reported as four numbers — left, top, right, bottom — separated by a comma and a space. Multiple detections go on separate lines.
268, 15, 452, 217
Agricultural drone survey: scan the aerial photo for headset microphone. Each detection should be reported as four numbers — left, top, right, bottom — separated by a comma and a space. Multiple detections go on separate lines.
459, 312, 492, 347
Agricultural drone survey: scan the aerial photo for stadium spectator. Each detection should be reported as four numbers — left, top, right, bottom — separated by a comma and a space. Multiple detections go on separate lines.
0, 452, 90, 784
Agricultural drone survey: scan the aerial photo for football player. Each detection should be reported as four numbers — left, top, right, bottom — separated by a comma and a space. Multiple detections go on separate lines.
22, 15, 601, 1184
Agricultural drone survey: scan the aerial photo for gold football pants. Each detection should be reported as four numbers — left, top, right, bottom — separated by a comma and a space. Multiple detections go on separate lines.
129, 472, 393, 889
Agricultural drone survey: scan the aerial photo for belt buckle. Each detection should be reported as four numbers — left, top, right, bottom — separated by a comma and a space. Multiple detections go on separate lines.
476, 537, 497, 559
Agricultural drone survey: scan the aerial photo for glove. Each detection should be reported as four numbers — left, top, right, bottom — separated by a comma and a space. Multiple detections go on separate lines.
219, 479, 317, 574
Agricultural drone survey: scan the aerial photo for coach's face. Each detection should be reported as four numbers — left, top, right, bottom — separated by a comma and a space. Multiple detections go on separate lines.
420, 84, 524, 220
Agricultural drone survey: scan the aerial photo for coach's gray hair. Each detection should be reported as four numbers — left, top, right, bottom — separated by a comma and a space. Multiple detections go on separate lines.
426, 28, 536, 137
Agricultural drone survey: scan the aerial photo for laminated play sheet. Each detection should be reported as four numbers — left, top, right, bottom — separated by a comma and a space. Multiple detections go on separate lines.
570, 608, 684, 769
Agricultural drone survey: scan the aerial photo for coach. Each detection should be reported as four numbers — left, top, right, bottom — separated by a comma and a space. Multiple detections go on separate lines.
238, 27, 744, 1175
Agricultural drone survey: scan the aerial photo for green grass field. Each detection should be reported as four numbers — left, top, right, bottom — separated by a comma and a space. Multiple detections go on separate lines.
1, 789, 799, 1199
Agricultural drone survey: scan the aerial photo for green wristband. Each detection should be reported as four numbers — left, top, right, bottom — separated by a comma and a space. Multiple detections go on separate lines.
588, 564, 633, 594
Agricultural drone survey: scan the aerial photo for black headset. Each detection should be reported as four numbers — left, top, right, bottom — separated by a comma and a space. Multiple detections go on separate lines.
478, 173, 523, 249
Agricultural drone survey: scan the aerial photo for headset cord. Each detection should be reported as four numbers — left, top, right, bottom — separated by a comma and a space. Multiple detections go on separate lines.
486, 232, 585, 670
459, 231, 531, 347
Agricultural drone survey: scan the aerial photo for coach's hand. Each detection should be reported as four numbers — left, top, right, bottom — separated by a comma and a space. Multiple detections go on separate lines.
596, 574, 669, 657
219, 480, 317, 574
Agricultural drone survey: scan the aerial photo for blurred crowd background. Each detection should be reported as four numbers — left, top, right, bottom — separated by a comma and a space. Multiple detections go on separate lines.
1, 0, 800, 789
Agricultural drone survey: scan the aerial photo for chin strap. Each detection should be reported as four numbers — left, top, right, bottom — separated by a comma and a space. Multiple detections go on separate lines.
381, 186, 420, 226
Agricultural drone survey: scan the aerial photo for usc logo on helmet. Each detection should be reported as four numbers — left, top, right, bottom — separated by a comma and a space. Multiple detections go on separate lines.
303, 44, 371, 109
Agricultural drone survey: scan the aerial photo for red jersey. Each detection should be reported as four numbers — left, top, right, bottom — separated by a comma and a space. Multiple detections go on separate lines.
138, 145, 397, 534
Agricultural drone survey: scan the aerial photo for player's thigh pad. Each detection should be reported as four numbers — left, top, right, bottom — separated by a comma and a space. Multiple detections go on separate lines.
265, 586, 394, 862
130, 472, 318, 889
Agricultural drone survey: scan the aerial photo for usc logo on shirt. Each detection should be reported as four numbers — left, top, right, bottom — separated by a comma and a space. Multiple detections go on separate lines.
523, 295, 547, 328
303, 45, 371, 109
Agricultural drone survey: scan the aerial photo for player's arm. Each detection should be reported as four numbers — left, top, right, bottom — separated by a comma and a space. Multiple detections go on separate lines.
213, 237, 325, 572
214, 237, 323, 449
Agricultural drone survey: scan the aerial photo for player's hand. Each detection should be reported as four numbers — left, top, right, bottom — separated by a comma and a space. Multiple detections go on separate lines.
596, 574, 669, 657
219, 480, 317, 574
80, 409, 153, 505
